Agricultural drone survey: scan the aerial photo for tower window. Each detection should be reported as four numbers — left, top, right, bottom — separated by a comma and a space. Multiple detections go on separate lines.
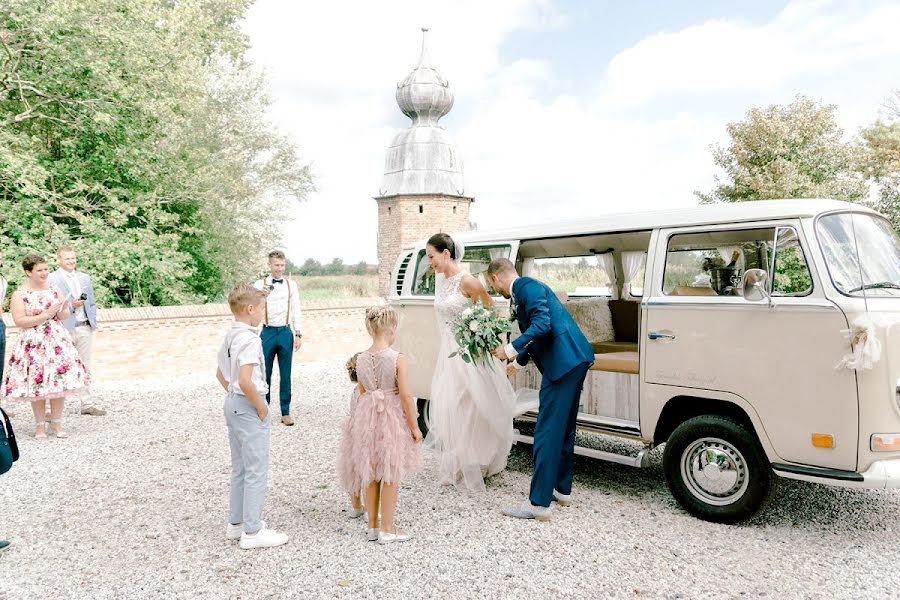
419, 205, 423, 214
388, 207, 391, 215
453, 206, 457, 214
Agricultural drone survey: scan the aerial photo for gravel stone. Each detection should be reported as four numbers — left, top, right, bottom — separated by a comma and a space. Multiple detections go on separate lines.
1, 361, 899, 599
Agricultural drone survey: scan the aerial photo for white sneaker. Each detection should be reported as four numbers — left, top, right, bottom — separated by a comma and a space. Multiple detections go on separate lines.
501, 499, 552, 521
239, 527, 288, 550
226, 520, 265, 541
347, 507, 365, 519
552, 490, 573, 507
377, 530, 412, 544
366, 528, 380, 542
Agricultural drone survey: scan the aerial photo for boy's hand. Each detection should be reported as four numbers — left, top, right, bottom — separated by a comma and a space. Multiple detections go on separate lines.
257, 406, 269, 422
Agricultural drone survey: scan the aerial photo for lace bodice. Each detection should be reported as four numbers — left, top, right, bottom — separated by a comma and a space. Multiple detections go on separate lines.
357, 349, 399, 393
434, 272, 470, 330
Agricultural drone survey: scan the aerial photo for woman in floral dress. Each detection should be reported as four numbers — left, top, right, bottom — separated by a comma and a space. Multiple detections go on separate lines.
2, 254, 90, 439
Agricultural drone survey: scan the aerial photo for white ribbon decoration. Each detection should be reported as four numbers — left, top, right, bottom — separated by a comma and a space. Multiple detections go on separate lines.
835, 315, 882, 371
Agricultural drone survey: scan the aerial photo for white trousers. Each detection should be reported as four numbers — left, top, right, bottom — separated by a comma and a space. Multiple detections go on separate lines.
71, 325, 98, 409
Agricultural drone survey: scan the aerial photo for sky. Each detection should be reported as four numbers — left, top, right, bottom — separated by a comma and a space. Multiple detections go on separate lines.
242, 0, 900, 264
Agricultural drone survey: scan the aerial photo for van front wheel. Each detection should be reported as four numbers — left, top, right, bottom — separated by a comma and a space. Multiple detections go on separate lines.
663, 415, 775, 524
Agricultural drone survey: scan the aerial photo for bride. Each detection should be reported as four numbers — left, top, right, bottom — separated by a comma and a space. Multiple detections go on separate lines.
425, 232, 516, 492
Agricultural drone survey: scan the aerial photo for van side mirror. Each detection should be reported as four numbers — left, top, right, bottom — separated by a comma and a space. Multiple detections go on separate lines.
742, 269, 772, 307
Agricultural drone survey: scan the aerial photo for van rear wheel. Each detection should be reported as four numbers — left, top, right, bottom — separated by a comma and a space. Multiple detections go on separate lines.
663, 415, 775, 524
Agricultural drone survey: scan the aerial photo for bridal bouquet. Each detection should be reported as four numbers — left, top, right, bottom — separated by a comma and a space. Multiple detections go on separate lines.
448, 304, 512, 369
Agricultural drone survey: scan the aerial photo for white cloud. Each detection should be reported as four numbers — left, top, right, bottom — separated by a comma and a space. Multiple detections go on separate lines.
599, 0, 900, 108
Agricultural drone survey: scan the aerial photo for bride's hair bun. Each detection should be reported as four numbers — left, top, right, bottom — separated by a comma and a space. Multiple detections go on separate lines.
427, 232, 458, 260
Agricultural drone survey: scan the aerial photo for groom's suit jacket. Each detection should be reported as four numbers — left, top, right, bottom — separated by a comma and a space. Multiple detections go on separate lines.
48, 269, 98, 333
511, 277, 594, 382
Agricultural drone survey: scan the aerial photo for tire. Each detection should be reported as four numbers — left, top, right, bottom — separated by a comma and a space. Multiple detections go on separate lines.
416, 398, 430, 437
663, 414, 775, 524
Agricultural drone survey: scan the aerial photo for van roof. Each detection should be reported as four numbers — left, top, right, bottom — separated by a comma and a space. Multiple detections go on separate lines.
437, 199, 875, 246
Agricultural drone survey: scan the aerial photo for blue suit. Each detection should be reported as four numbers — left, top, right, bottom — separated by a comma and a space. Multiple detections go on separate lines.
511, 277, 594, 507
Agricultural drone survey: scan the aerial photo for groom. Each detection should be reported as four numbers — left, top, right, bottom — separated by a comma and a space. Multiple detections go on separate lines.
488, 258, 594, 521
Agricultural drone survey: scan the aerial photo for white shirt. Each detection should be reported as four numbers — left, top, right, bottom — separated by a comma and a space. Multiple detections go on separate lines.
253, 276, 303, 333
218, 322, 268, 396
63, 270, 87, 322
506, 277, 521, 367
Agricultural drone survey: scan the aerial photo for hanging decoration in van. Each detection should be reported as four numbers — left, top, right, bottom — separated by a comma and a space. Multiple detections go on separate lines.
835, 315, 883, 371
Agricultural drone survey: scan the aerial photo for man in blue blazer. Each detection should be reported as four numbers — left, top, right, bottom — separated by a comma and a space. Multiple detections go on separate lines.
49, 246, 104, 416
488, 258, 594, 521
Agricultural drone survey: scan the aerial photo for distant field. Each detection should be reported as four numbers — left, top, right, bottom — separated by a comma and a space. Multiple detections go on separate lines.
294, 274, 379, 300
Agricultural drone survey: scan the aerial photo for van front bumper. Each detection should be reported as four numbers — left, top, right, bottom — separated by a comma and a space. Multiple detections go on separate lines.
773, 459, 900, 490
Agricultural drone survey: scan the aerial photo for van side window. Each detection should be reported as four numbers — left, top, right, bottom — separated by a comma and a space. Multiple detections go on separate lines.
663, 227, 812, 297
770, 228, 813, 296
532, 256, 613, 297
412, 245, 512, 296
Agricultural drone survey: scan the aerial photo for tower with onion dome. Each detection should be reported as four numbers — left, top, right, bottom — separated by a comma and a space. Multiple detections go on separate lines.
376, 28, 473, 296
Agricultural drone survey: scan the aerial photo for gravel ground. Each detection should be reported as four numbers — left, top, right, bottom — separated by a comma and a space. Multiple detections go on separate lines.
1, 361, 899, 599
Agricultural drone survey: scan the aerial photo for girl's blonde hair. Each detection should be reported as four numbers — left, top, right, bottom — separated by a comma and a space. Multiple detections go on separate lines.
365, 305, 398, 337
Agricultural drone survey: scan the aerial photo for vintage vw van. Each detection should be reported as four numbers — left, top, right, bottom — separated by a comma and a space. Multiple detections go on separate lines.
389, 199, 900, 523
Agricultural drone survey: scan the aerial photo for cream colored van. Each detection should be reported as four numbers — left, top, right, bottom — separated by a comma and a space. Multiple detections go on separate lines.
389, 199, 900, 523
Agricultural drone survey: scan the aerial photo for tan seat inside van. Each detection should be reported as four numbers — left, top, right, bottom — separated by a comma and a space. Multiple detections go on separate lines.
591, 351, 639, 374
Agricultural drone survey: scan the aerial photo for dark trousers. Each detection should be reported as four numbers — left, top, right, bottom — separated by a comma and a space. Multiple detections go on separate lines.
260, 325, 294, 416
529, 362, 591, 507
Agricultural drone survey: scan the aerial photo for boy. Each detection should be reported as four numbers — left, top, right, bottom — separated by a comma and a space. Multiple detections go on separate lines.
216, 283, 289, 550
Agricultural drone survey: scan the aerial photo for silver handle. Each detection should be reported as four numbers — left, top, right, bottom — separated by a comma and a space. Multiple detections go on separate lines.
648, 332, 675, 340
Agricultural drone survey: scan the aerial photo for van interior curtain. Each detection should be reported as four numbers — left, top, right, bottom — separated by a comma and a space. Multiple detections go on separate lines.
596, 253, 617, 299
621, 251, 646, 297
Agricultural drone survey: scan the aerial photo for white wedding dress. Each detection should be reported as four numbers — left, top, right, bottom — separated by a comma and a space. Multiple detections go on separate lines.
426, 271, 516, 492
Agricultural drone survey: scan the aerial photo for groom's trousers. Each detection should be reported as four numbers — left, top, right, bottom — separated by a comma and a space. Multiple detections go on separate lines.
529, 362, 591, 508
261, 325, 294, 417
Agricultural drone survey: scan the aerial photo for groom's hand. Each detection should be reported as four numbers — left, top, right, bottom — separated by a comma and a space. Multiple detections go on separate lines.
506, 365, 518, 377
492, 345, 509, 361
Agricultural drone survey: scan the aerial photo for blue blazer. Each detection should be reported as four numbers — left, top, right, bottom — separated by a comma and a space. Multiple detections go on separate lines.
48, 269, 98, 332
511, 277, 595, 382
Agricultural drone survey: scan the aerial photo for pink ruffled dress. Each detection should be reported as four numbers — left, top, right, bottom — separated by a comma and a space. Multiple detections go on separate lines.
338, 349, 420, 494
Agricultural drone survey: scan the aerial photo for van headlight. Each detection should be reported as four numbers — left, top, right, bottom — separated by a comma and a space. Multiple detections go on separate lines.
871, 433, 900, 452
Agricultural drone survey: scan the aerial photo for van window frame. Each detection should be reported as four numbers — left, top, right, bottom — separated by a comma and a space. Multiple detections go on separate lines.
657, 223, 815, 301
410, 243, 515, 297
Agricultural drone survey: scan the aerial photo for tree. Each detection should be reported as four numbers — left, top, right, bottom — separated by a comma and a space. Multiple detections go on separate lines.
858, 90, 900, 234
352, 261, 369, 276
298, 258, 322, 276
697, 96, 867, 204
324, 257, 344, 276
0, 0, 313, 305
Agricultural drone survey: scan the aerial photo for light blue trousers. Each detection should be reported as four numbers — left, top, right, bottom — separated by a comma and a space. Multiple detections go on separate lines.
224, 391, 271, 533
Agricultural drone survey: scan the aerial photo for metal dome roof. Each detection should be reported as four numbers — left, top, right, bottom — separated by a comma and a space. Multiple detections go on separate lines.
378, 29, 469, 198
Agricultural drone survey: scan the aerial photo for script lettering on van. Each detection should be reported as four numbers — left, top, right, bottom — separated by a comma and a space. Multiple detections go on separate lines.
654, 369, 718, 387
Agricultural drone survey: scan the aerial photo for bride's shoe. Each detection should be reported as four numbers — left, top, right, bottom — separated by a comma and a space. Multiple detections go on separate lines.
34, 420, 47, 440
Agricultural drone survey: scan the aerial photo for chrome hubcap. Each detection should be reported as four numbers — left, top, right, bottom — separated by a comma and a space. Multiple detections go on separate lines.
680, 437, 749, 506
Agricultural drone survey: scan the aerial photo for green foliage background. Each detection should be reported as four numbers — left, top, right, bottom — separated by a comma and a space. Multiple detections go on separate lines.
0, 0, 313, 306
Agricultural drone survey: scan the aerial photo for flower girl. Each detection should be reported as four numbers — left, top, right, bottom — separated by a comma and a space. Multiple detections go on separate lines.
338, 306, 422, 544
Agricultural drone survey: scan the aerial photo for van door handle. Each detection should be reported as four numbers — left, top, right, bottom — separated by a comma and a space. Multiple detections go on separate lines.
648, 332, 675, 340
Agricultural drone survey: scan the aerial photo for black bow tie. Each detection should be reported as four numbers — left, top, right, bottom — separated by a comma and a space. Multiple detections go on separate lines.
271, 279, 284, 284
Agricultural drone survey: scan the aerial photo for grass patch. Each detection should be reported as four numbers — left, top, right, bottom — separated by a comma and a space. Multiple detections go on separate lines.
294, 274, 379, 301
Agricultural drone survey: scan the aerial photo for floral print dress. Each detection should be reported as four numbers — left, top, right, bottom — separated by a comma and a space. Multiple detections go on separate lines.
2, 287, 90, 402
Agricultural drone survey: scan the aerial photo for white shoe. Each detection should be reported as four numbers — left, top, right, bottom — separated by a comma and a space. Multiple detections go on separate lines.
377, 530, 412, 544
347, 507, 365, 519
227, 520, 265, 541
552, 490, 573, 507
239, 527, 288, 549
366, 528, 379, 541
501, 499, 552, 521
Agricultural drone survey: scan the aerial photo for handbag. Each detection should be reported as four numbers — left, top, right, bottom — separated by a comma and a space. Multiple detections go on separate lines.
0, 407, 19, 475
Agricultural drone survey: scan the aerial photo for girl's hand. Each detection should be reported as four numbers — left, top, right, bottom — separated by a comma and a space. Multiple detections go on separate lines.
412, 428, 423, 443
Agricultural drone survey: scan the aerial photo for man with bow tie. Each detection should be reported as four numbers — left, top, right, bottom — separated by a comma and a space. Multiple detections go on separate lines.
253, 251, 303, 426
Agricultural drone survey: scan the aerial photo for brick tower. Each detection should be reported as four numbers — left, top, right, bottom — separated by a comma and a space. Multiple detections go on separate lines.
375, 29, 473, 296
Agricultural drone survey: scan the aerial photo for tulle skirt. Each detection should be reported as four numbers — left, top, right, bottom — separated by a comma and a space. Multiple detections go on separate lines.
338, 389, 421, 495
425, 331, 516, 492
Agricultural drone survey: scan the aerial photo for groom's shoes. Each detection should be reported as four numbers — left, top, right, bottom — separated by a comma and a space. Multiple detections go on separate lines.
552, 490, 573, 507
502, 500, 552, 521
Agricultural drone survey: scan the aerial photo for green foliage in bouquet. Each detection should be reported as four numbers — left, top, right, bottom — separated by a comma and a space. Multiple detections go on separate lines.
447, 303, 512, 369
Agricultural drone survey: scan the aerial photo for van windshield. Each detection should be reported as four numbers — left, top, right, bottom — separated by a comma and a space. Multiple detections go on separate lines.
817, 213, 900, 297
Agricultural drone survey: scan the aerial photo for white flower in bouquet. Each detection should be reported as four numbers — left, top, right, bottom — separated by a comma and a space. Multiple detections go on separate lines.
448, 301, 513, 369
